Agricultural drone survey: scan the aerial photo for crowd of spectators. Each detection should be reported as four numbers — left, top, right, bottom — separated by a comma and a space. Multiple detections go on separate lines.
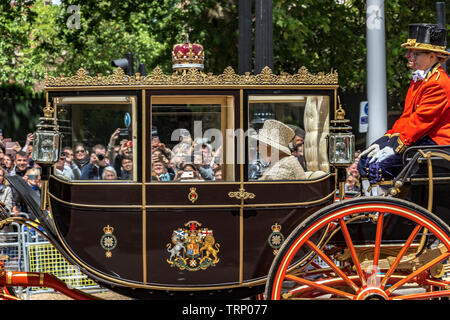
0, 131, 42, 219
0, 126, 226, 219
150, 130, 223, 182
0, 127, 139, 218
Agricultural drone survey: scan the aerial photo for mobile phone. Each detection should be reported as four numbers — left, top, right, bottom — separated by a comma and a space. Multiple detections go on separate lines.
119, 128, 129, 140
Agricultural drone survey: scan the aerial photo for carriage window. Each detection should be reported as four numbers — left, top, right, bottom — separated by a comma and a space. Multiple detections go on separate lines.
248, 95, 330, 181
54, 96, 138, 182
151, 96, 234, 182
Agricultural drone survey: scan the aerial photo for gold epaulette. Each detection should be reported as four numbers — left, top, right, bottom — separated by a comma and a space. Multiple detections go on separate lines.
426, 64, 441, 82
395, 136, 408, 154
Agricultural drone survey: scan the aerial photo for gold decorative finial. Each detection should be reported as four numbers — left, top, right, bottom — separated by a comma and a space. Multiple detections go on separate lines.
336, 96, 346, 120
43, 102, 54, 118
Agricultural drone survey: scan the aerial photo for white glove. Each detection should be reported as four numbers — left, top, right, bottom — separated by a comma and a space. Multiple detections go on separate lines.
360, 144, 380, 159
369, 146, 395, 164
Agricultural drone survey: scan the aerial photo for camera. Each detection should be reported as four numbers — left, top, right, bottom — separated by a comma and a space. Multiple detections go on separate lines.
96, 153, 105, 161
181, 171, 194, 179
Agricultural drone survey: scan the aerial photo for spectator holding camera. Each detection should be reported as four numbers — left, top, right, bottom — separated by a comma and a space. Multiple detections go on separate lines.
172, 129, 193, 157
193, 145, 214, 181
174, 163, 203, 181
22, 133, 34, 155
55, 149, 76, 180
152, 136, 172, 160
107, 128, 121, 161
62, 146, 81, 179
80, 145, 107, 180
112, 139, 133, 179
152, 148, 175, 180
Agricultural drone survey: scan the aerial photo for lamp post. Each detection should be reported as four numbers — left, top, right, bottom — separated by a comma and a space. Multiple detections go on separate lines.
254, 0, 273, 74
366, 0, 387, 147
238, 0, 252, 75
436, 2, 447, 72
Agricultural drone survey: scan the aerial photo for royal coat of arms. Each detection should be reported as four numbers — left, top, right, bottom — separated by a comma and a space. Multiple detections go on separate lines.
166, 220, 220, 271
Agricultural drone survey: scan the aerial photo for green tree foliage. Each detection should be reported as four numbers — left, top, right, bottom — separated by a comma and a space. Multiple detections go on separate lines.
53, 0, 183, 75
0, 0, 448, 118
0, 0, 37, 88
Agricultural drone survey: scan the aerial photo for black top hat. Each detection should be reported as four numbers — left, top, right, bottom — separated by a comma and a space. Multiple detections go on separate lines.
406, 24, 449, 55
401, 23, 438, 47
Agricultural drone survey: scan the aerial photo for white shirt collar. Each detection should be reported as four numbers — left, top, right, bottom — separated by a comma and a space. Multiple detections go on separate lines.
412, 69, 426, 82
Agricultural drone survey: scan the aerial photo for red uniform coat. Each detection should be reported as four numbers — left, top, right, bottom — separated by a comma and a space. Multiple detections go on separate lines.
386, 65, 450, 146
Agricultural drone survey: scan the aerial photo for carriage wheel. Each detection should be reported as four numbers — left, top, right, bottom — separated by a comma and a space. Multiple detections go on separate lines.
265, 197, 450, 300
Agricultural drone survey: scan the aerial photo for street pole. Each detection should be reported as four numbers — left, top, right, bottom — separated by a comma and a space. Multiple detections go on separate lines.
436, 2, 447, 72
366, 0, 387, 147
238, 0, 253, 75
255, 0, 273, 74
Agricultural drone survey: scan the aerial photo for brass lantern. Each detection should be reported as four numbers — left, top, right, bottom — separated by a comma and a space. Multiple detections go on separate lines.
31, 103, 61, 165
328, 103, 355, 167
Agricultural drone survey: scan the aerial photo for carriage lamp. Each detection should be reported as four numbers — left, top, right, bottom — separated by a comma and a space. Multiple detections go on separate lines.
328, 104, 355, 167
31, 102, 61, 165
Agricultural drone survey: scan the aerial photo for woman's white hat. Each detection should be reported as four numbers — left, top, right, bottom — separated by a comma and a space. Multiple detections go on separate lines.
252, 119, 294, 155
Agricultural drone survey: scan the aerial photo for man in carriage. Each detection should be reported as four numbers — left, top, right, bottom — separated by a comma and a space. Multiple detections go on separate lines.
358, 23, 450, 195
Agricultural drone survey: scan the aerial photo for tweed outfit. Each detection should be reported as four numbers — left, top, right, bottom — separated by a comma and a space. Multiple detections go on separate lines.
259, 155, 306, 181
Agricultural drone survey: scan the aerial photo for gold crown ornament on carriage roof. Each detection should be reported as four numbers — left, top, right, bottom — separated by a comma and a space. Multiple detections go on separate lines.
172, 33, 205, 72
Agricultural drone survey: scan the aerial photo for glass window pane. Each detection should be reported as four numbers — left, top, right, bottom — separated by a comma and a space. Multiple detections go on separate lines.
54, 97, 137, 181
151, 96, 234, 182
248, 95, 330, 181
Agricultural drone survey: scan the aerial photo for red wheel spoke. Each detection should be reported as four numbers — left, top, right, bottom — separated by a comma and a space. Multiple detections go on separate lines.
285, 274, 355, 300
306, 240, 359, 293
338, 218, 366, 287
386, 252, 450, 295
371, 213, 384, 285
391, 290, 450, 300
381, 224, 422, 288
423, 278, 450, 288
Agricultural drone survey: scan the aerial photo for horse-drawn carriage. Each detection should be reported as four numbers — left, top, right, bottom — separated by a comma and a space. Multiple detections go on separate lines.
1, 41, 449, 300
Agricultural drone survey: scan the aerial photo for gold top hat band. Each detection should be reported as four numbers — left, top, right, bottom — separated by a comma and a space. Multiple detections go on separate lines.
405, 42, 449, 55
401, 39, 416, 47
